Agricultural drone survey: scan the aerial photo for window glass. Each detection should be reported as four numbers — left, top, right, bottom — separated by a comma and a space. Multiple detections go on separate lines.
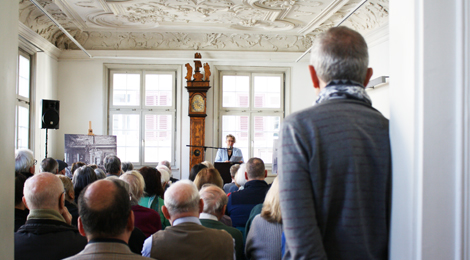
252, 116, 280, 164
113, 73, 140, 106
113, 114, 140, 162
17, 106, 29, 150
145, 74, 173, 106
254, 76, 281, 108
222, 75, 250, 108
222, 115, 249, 161
144, 114, 172, 163
18, 55, 30, 98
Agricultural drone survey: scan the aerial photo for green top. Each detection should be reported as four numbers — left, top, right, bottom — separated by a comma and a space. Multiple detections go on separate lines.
139, 195, 171, 229
200, 218, 245, 260
27, 209, 66, 222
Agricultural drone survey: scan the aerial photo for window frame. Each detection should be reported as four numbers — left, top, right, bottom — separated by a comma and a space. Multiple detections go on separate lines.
107, 65, 179, 168
15, 49, 33, 150
216, 68, 288, 168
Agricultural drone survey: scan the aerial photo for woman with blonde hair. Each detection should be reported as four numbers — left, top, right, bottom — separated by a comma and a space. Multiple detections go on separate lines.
193, 168, 224, 190
245, 177, 282, 260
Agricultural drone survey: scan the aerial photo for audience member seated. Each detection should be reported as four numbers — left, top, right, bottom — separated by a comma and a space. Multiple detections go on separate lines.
201, 160, 214, 169
189, 163, 207, 181
245, 177, 282, 260
120, 171, 161, 237
224, 164, 239, 194
57, 160, 68, 175
94, 168, 106, 179
40, 157, 59, 174
138, 166, 170, 229
142, 180, 234, 260
233, 164, 248, 193
226, 158, 269, 235
15, 149, 36, 178
57, 174, 79, 227
14, 172, 28, 231
193, 168, 224, 190
199, 184, 244, 260
193, 168, 232, 227
156, 165, 171, 191
104, 155, 122, 177
159, 160, 179, 183
15, 172, 87, 260
73, 166, 98, 203
70, 161, 86, 178
122, 161, 134, 172
63, 179, 148, 260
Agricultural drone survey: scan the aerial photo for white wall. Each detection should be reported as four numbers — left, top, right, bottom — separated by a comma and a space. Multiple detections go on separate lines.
34, 52, 59, 162
0, 1, 18, 259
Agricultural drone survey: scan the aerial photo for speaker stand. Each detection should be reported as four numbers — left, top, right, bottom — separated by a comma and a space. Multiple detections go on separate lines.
45, 128, 48, 158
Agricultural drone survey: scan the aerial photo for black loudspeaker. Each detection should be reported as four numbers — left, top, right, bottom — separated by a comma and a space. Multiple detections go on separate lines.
41, 99, 60, 129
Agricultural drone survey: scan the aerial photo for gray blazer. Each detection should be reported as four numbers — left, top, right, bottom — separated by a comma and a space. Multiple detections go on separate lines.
64, 242, 153, 260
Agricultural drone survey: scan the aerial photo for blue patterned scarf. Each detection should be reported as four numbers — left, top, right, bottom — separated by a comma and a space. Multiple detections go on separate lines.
315, 79, 372, 106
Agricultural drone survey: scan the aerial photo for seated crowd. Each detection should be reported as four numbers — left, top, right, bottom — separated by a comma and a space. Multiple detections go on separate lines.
14, 149, 277, 260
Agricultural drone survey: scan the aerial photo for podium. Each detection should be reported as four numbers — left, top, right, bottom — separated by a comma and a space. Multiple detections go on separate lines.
214, 162, 241, 184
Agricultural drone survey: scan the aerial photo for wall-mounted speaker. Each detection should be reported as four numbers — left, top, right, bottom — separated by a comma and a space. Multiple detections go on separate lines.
41, 99, 60, 129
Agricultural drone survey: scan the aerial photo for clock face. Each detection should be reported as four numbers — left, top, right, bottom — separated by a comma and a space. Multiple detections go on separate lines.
191, 94, 205, 112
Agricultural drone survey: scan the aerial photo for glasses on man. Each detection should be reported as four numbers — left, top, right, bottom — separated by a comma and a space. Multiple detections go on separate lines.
33, 159, 37, 165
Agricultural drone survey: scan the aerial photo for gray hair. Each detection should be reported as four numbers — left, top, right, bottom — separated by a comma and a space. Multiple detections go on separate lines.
310, 26, 369, 84
94, 168, 106, 179
40, 158, 58, 174
235, 163, 247, 187
164, 180, 200, 216
159, 160, 171, 170
156, 165, 171, 184
199, 184, 228, 216
121, 162, 134, 172
119, 170, 145, 204
104, 155, 121, 174
15, 149, 35, 173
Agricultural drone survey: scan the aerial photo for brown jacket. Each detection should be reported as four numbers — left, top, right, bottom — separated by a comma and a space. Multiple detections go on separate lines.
150, 222, 234, 260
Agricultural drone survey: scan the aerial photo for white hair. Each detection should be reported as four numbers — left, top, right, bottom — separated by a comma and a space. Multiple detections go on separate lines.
164, 180, 200, 216
235, 163, 247, 187
159, 160, 171, 171
199, 184, 227, 216
15, 149, 34, 173
120, 170, 145, 203
157, 165, 171, 184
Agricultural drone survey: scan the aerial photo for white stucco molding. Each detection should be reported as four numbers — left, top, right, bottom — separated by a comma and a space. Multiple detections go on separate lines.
18, 22, 61, 59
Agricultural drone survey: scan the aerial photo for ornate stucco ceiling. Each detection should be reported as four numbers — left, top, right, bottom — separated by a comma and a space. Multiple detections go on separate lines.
19, 0, 388, 52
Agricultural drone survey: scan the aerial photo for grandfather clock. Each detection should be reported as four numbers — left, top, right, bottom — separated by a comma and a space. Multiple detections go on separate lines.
186, 53, 211, 170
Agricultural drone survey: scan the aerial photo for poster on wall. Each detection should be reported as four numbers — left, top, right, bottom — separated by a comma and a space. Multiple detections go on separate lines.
64, 134, 117, 167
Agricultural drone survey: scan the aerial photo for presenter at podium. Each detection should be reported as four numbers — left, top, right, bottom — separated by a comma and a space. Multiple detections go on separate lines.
215, 134, 244, 163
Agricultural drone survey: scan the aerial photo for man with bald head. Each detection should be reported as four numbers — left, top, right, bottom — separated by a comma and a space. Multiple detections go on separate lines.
65, 179, 148, 259
15, 172, 87, 260
142, 180, 234, 260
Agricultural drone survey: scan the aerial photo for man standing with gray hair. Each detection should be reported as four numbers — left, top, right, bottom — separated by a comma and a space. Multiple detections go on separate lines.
279, 26, 391, 259
141, 180, 233, 260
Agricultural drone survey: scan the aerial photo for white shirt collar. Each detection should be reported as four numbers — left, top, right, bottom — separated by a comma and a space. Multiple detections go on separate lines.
199, 213, 218, 221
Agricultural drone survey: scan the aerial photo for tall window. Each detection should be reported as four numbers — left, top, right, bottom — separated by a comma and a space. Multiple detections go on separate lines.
16, 50, 31, 150
109, 70, 176, 166
219, 72, 284, 165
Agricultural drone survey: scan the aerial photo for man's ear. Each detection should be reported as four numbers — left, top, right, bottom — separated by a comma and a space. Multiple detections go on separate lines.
363, 68, 374, 87
162, 205, 171, 222
78, 217, 87, 237
59, 193, 65, 210
245, 172, 248, 181
198, 199, 204, 214
264, 170, 267, 178
29, 166, 34, 174
309, 65, 321, 89
22, 197, 29, 210
127, 210, 135, 233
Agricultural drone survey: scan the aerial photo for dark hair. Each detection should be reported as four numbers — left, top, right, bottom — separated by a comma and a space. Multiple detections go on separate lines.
87, 164, 98, 170
246, 157, 265, 179
121, 162, 134, 172
194, 168, 224, 190
78, 180, 130, 237
139, 166, 164, 197
73, 166, 98, 202
40, 157, 58, 173
71, 162, 86, 177
189, 163, 207, 182
15, 172, 27, 206
104, 155, 121, 174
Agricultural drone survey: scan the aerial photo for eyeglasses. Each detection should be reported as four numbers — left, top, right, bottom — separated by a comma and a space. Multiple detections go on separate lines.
33, 159, 37, 165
